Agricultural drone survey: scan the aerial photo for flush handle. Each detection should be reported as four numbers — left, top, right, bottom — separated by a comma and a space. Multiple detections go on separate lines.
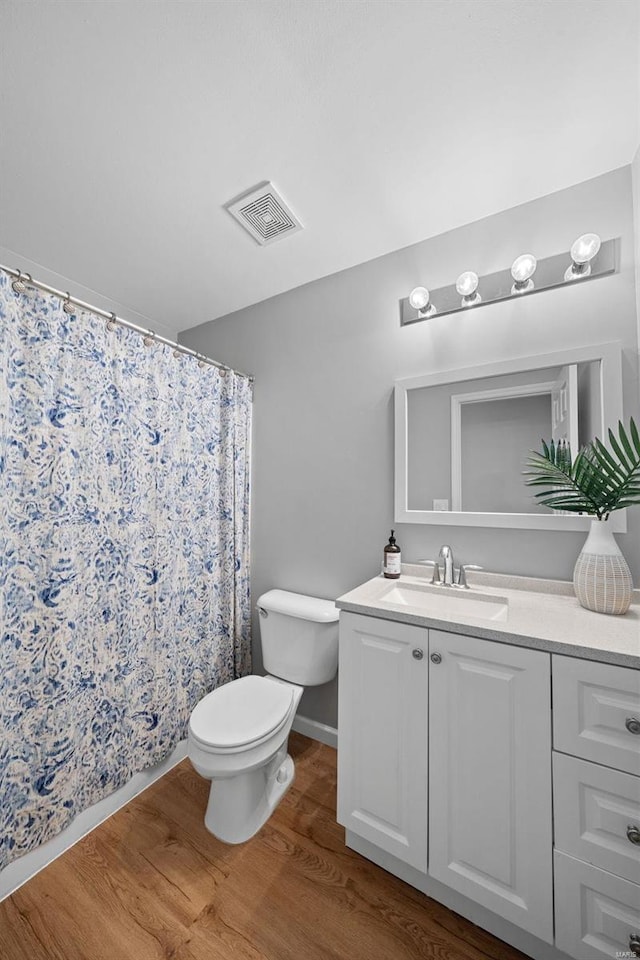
412, 648, 424, 660
258, 607, 268, 618
629, 934, 640, 958
627, 824, 640, 845
626, 717, 640, 735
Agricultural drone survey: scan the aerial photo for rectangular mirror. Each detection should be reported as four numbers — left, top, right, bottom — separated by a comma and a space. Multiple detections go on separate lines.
395, 343, 625, 530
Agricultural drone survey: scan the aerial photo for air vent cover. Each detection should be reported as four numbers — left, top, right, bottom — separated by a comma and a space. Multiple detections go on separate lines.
225, 182, 303, 245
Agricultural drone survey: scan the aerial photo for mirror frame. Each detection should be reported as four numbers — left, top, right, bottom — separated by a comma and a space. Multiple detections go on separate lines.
394, 342, 625, 531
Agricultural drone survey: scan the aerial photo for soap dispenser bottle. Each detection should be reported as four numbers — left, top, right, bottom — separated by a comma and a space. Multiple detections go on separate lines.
383, 530, 401, 579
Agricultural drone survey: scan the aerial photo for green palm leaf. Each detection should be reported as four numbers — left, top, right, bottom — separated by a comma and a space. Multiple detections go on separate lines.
523, 418, 640, 519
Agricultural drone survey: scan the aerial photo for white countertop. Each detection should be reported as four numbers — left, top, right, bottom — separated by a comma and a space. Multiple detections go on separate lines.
336, 564, 640, 669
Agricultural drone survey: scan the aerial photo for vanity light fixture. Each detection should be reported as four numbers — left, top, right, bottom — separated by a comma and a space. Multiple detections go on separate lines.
564, 233, 602, 282
510, 254, 537, 295
408, 286, 437, 317
400, 232, 615, 326
455, 271, 481, 307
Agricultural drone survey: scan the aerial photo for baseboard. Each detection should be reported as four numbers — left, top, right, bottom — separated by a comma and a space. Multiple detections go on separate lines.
0, 740, 188, 903
292, 714, 338, 749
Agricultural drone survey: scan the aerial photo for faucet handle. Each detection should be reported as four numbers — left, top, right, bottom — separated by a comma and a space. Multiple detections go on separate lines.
456, 564, 483, 589
416, 559, 441, 584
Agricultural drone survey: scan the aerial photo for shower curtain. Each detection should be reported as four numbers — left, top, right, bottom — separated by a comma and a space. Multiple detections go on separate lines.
0, 272, 252, 868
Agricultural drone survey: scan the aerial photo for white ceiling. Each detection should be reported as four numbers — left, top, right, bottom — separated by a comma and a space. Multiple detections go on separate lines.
1, 0, 638, 338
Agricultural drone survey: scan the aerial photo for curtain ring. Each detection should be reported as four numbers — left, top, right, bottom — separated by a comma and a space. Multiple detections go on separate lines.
173, 349, 181, 359
11, 270, 28, 295
219, 367, 226, 377
143, 331, 155, 347
106, 313, 117, 331
62, 292, 74, 314
197, 354, 206, 368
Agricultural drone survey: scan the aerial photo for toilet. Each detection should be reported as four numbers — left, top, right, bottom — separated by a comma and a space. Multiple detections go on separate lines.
188, 589, 339, 844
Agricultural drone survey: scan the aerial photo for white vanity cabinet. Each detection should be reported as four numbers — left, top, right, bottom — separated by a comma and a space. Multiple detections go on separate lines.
337, 612, 428, 870
337, 608, 640, 958
336, 571, 640, 960
428, 630, 553, 942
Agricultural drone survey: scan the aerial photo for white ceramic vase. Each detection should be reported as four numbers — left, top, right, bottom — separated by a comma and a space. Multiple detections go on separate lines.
573, 517, 633, 615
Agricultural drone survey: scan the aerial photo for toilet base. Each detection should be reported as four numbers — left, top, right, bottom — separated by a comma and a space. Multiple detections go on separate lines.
204, 746, 295, 844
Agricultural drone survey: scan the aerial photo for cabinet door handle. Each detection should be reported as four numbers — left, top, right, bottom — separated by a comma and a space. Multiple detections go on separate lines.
629, 934, 640, 957
430, 652, 442, 664
627, 825, 640, 845
412, 648, 424, 660
626, 717, 640, 735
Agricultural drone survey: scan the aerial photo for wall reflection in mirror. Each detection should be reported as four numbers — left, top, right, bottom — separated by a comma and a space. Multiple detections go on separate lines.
407, 362, 601, 514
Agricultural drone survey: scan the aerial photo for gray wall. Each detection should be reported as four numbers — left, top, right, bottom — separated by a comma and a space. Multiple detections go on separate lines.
634, 145, 640, 366
181, 167, 640, 729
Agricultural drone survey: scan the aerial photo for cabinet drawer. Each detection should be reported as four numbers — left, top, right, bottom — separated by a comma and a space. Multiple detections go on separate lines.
553, 655, 640, 775
554, 752, 640, 884
555, 850, 640, 960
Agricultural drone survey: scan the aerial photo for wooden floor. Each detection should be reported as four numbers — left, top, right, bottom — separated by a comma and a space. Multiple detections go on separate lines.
0, 734, 528, 960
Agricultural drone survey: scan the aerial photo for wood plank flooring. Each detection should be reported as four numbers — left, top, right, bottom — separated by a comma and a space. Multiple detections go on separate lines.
0, 734, 528, 960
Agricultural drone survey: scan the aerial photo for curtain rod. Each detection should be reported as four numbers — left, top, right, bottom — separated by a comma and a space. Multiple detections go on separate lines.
0, 264, 254, 382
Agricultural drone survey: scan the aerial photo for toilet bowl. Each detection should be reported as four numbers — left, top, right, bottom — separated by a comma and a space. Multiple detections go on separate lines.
188, 589, 339, 844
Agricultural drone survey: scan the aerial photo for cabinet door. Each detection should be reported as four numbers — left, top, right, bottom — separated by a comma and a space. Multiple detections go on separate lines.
428, 630, 553, 943
337, 612, 427, 870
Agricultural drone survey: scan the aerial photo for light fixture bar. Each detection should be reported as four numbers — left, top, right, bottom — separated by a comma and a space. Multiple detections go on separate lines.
400, 237, 617, 326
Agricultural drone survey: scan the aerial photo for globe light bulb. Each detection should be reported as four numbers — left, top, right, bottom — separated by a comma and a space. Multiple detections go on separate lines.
455, 271, 481, 306
510, 253, 536, 295
408, 286, 430, 311
455, 271, 479, 297
570, 233, 601, 265
511, 254, 536, 283
408, 286, 436, 317
565, 233, 601, 282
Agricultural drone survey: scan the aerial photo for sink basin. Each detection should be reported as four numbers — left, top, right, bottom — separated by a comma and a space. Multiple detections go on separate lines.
378, 580, 509, 623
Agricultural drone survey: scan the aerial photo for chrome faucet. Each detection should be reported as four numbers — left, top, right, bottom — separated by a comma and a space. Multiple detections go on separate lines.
439, 545, 455, 586
417, 549, 483, 588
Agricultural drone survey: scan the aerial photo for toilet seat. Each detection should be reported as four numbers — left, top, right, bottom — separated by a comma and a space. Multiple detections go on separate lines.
189, 675, 294, 754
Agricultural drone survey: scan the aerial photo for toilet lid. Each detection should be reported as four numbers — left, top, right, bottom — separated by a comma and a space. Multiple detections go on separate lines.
189, 676, 294, 749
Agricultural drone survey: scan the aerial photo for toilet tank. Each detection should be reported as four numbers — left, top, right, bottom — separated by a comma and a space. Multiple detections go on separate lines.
257, 589, 339, 686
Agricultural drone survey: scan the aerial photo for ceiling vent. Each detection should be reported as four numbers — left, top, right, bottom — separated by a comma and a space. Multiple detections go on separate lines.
225, 182, 303, 246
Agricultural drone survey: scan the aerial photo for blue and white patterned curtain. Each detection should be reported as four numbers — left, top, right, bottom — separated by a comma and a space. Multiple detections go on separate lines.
0, 272, 252, 868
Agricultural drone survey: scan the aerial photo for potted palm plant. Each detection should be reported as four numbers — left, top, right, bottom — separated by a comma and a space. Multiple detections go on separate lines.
525, 419, 640, 615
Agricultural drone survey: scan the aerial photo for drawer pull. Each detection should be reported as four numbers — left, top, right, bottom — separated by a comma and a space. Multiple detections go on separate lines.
629, 934, 640, 958
625, 717, 640, 735
627, 824, 640, 845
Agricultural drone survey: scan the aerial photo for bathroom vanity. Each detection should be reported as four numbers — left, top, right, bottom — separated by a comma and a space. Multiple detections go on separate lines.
336, 567, 640, 960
